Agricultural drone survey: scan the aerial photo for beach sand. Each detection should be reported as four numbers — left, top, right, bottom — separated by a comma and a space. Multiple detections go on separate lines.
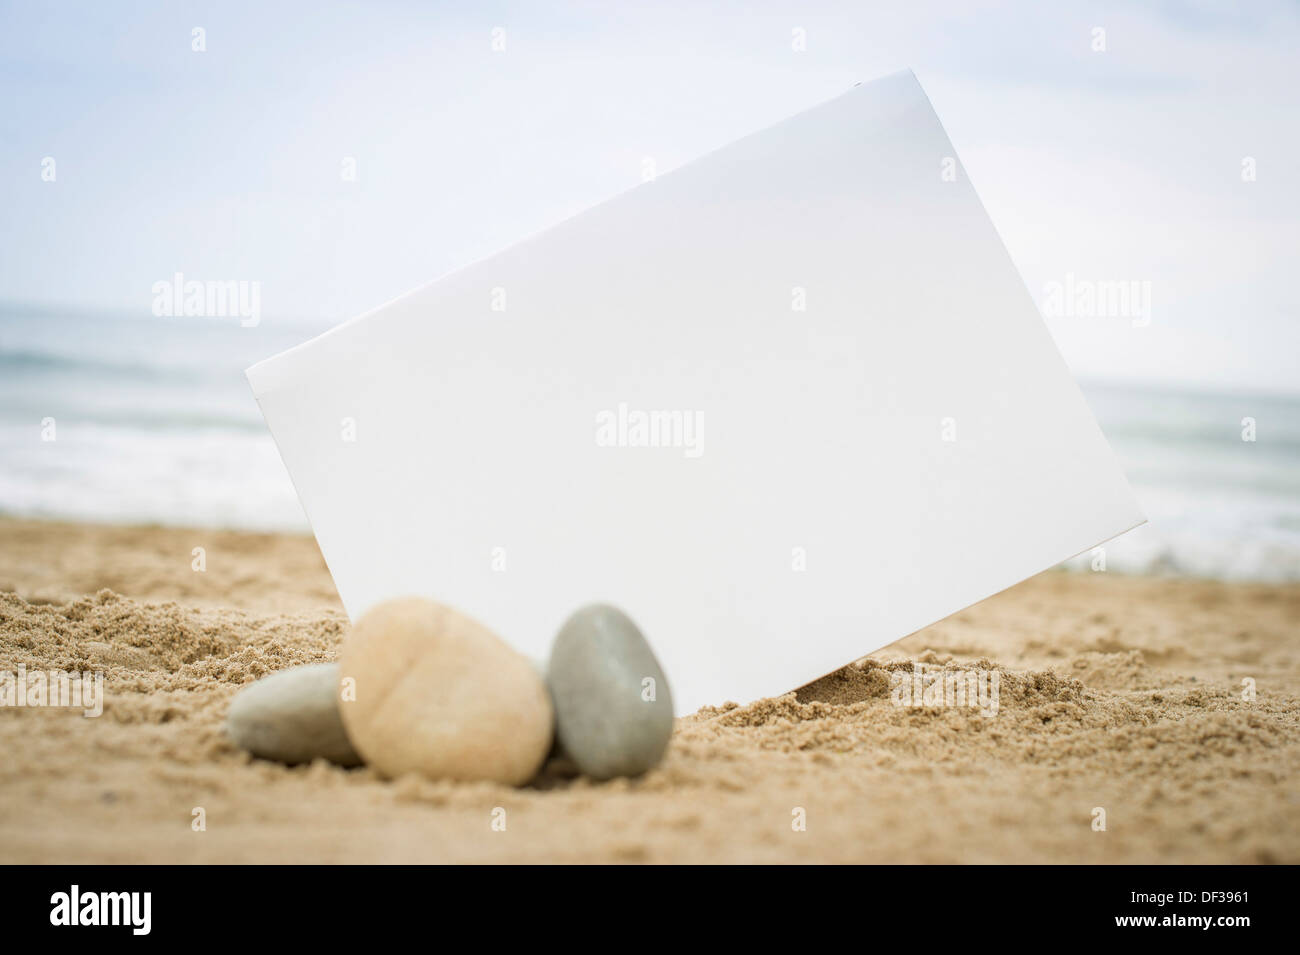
1, 516, 1297, 863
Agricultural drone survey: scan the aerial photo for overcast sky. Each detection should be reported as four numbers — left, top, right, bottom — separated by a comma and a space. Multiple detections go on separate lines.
2, 0, 1297, 394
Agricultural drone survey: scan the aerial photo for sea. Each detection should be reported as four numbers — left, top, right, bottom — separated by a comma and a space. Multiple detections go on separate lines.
2, 302, 1298, 581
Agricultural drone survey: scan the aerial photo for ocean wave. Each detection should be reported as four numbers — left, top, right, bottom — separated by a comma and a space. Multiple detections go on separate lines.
7, 410, 264, 433
0, 348, 221, 382
1104, 422, 1300, 453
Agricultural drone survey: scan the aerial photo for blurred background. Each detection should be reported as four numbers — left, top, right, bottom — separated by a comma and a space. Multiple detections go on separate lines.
1, 0, 1297, 578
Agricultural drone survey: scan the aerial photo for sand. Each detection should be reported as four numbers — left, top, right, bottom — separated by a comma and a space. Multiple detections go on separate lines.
1, 516, 1298, 863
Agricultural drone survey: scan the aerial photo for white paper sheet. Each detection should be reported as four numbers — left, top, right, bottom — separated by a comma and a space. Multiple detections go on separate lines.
248, 70, 1144, 715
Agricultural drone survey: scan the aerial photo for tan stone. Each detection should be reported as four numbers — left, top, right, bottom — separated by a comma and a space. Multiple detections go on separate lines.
338, 597, 552, 785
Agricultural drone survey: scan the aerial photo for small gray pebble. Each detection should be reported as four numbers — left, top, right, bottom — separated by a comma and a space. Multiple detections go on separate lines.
546, 604, 673, 779
226, 662, 361, 767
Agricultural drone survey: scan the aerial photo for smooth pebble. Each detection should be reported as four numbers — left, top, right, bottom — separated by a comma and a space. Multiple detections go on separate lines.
546, 604, 674, 779
339, 597, 553, 785
226, 662, 361, 766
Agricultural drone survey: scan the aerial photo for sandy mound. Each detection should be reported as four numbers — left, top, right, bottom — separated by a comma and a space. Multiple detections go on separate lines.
3, 560, 1298, 862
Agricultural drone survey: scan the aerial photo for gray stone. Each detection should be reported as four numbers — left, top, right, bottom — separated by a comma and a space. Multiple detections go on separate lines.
546, 604, 674, 779
226, 662, 362, 766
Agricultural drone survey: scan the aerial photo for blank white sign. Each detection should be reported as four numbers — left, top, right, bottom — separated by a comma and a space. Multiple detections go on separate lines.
248, 70, 1144, 715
